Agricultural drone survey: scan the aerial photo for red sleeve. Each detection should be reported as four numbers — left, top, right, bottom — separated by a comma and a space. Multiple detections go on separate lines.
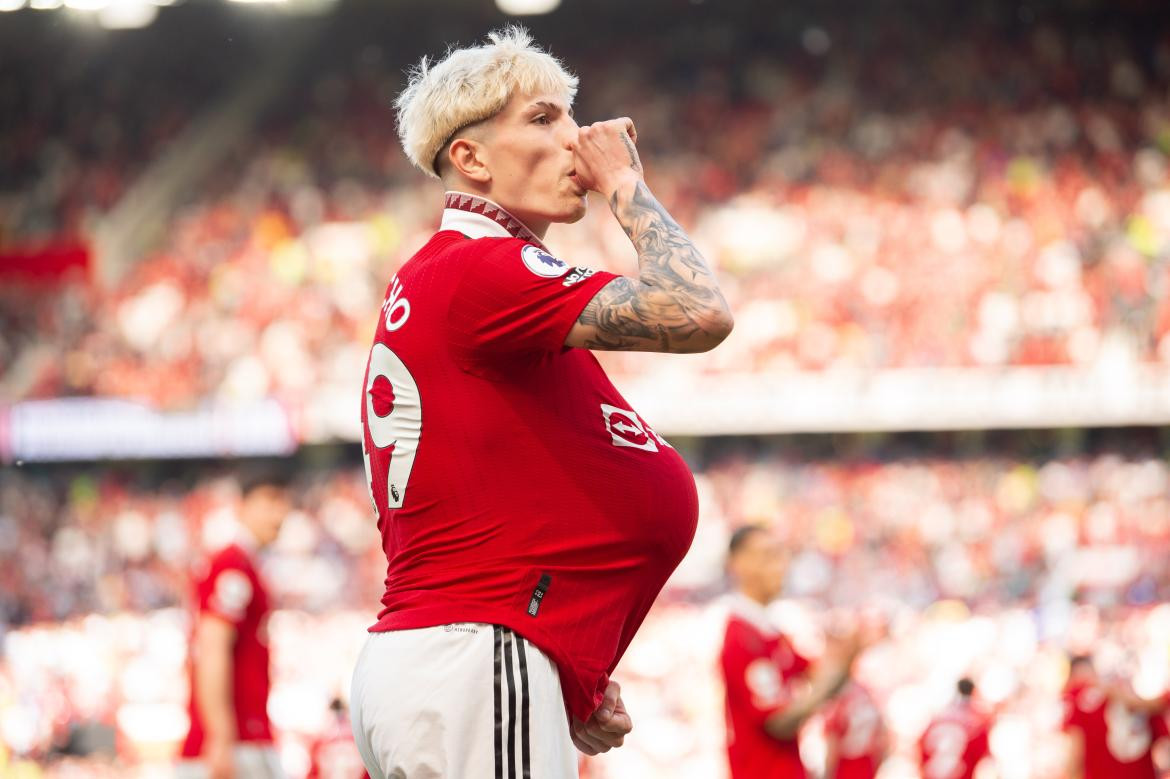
196, 549, 253, 627
1152, 709, 1170, 741
969, 721, 991, 763
791, 647, 812, 677
720, 621, 791, 734
447, 238, 617, 360
1061, 693, 1083, 733
823, 697, 845, 740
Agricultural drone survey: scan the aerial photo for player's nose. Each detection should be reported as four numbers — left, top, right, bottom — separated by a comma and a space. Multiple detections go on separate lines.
559, 114, 580, 149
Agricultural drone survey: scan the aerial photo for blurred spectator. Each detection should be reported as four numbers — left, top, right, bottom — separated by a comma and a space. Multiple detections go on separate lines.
5, 1, 1170, 406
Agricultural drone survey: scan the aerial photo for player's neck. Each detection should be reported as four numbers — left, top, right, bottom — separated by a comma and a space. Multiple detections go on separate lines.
441, 190, 549, 246
736, 587, 773, 608
235, 519, 263, 551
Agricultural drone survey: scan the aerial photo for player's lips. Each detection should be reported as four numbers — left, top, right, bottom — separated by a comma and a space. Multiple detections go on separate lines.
567, 171, 586, 194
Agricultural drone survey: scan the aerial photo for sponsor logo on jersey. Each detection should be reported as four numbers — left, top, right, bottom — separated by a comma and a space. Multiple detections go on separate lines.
562, 266, 598, 286
521, 244, 569, 278
210, 569, 252, 621
601, 404, 658, 451
746, 659, 787, 708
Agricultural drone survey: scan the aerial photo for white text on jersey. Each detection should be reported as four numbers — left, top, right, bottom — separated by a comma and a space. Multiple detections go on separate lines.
382, 275, 411, 333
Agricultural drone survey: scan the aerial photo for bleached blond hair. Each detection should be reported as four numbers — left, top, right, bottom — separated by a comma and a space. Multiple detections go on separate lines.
394, 26, 579, 179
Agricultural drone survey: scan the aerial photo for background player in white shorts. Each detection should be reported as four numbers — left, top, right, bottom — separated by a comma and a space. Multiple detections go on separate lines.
351, 26, 734, 779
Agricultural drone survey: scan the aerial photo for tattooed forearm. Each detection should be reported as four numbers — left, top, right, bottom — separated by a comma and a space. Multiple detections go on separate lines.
619, 134, 642, 173
575, 180, 732, 352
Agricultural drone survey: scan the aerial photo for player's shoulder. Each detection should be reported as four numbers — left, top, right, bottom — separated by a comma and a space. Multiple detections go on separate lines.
722, 613, 769, 653
448, 234, 572, 279
206, 542, 254, 573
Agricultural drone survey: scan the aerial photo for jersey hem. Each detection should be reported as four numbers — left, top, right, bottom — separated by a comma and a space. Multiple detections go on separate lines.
369, 605, 604, 722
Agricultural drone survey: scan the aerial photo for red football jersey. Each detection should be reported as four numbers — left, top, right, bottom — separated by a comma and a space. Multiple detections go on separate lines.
1062, 682, 1167, 779
918, 700, 991, 779
824, 682, 884, 779
361, 193, 700, 722
720, 597, 811, 779
307, 716, 367, 779
181, 539, 273, 757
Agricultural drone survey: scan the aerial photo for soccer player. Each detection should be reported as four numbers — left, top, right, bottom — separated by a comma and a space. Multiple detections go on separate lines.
720, 526, 862, 779
178, 473, 290, 779
823, 679, 887, 779
1062, 655, 1169, 779
918, 678, 992, 779
306, 699, 367, 779
349, 26, 733, 779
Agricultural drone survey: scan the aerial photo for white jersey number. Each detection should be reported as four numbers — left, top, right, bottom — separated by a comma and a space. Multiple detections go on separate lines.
923, 722, 968, 779
840, 701, 880, 758
363, 343, 422, 511
1105, 700, 1151, 762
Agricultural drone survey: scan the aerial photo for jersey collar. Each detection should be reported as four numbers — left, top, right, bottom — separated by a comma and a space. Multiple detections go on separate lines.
728, 592, 780, 636
440, 191, 547, 250
233, 519, 261, 553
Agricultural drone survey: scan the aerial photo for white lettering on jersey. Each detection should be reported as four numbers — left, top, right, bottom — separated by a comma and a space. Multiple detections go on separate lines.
840, 698, 881, 758
521, 244, 569, 278
923, 721, 969, 779
382, 274, 411, 333
210, 569, 252, 622
601, 404, 658, 452
1105, 699, 1152, 762
562, 267, 597, 286
364, 343, 422, 510
745, 658, 785, 708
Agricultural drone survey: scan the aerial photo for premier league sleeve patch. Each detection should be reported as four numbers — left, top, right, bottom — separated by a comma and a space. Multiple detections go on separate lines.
521, 244, 570, 278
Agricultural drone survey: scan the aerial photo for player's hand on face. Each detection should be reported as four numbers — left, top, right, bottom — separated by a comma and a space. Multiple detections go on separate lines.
570, 680, 633, 755
570, 118, 643, 200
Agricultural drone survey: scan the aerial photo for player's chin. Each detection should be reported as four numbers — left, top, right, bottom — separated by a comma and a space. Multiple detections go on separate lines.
558, 193, 588, 224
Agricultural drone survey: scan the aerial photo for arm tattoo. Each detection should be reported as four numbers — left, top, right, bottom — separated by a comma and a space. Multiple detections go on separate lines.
619, 134, 642, 173
576, 181, 730, 352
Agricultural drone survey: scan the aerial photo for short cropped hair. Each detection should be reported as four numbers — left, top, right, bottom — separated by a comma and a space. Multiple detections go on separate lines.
237, 466, 293, 498
394, 25, 579, 178
728, 525, 767, 558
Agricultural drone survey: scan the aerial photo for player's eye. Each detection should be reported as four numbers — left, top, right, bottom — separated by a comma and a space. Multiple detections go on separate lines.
532, 114, 550, 125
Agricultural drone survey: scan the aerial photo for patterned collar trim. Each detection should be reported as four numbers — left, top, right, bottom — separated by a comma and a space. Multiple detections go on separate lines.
440, 191, 546, 249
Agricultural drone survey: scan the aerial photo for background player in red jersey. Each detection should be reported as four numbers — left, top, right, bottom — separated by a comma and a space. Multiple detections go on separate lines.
822, 678, 887, 779
349, 26, 733, 779
720, 526, 862, 779
306, 699, 367, 779
918, 677, 993, 779
1062, 655, 1170, 779
178, 474, 290, 779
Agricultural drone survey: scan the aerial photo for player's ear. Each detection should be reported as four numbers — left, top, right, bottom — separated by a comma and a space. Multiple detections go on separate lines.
447, 138, 491, 185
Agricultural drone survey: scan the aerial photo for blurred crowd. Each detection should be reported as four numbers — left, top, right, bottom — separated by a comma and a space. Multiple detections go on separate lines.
3, 439, 1170, 776
5, 0, 1170, 777
5, 1, 1170, 408
0, 4, 266, 249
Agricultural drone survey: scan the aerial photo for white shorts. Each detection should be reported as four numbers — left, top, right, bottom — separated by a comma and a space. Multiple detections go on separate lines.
173, 745, 284, 778
350, 624, 577, 779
